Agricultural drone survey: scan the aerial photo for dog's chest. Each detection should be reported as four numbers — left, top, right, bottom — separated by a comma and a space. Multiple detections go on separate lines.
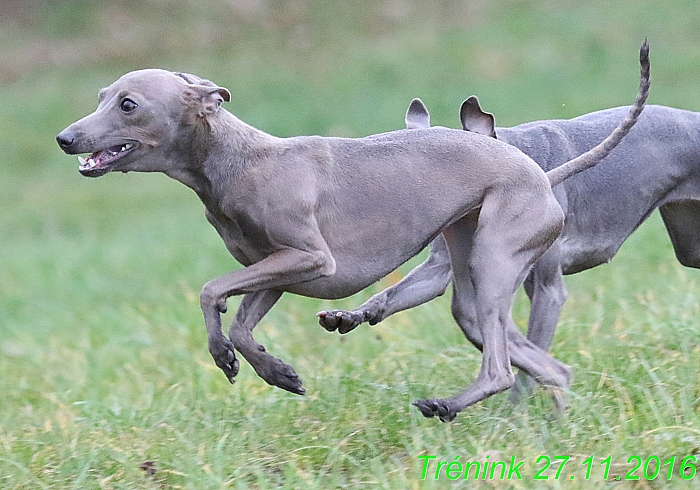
204, 205, 274, 265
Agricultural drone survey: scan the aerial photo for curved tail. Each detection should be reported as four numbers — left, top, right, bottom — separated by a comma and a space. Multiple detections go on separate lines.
546, 39, 650, 187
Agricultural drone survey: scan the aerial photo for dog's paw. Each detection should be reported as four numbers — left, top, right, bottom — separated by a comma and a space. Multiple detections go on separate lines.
413, 398, 457, 422
548, 387, 569, 414
508, 372, 535, 405
316, 309, 371, 334
208, 336, 239, 384
255, 357, 306, 395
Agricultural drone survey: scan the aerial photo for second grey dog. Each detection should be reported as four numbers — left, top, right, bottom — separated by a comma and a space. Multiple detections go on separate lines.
321, 56, 700, 401
56, 43, 648, 421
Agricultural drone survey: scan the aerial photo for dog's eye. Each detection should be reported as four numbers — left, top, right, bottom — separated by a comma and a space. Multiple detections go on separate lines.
120, 98, 138, 113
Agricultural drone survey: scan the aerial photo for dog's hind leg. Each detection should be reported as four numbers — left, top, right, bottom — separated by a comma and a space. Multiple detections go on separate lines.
228, 290, 306, 395
510, 244, 568, 403
321, 230, 572, 398
414, 211, 514, 421
318, 235, 453, 333
414, 187, 567, 421
452, 286, 572, 406
522, 244, 567, 350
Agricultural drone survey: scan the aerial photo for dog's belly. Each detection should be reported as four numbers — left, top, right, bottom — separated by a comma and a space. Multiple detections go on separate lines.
280, 240, 437, 299
280, 276, 375, 300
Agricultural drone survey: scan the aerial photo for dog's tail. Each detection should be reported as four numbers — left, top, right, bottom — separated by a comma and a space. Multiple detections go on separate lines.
545, 39, 650, 187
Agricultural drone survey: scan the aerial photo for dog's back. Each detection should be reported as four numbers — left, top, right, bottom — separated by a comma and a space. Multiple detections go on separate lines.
270, 127, 554, 298
499, 105, 700, 273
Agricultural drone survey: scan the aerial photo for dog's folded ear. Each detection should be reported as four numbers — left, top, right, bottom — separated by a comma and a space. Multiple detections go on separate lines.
175, 72, 231, 117
460, 96, 496, 139
191, 85, 231, 117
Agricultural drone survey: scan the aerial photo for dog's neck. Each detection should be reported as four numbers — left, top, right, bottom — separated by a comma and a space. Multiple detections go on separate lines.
165, 110, 278, 209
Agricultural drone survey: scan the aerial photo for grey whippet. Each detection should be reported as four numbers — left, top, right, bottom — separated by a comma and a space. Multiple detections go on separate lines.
320, 47, 686, 402
56, 42, 648, 421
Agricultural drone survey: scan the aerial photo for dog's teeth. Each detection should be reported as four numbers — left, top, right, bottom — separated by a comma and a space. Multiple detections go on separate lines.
77, 156, 97, 169
123, 144, 133, 150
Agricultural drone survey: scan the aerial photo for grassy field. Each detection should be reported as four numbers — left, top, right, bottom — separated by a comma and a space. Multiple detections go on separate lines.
1, 0, 700, 488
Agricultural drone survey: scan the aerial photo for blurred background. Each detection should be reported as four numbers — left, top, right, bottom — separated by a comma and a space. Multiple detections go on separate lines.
2, 1, 700, 487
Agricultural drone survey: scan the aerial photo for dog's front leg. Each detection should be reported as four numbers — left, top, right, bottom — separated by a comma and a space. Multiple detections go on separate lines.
201, 287, 239, 384
228, 289, 305, 395
200, 247, 334, 387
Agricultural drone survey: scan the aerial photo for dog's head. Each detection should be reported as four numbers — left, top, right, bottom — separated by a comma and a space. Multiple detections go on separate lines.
56, 69, 231, 177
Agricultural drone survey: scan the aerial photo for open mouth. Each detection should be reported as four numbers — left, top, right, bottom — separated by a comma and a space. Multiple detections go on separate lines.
78, 143, 137, 177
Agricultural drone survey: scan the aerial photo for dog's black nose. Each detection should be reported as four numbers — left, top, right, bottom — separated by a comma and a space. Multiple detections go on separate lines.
56, 130, 75, 150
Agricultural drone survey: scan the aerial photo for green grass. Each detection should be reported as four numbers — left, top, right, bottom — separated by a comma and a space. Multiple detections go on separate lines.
1, 0, 700, 487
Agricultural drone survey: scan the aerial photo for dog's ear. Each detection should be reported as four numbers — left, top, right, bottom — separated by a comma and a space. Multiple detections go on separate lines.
405, 98, 430, 129
192, 85, 231, 117
175, 72, 231, 117
460, 96, 496, 139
